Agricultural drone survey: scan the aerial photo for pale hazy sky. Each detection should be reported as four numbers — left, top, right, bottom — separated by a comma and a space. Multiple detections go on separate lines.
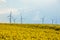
0, 0, 60, 24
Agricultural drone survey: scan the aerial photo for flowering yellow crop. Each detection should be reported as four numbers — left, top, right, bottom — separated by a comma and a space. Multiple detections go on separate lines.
0, 24, 60, 40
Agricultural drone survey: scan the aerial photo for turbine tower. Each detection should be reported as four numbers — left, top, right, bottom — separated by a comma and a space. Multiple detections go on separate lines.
20, 10, 25, 24
51, 19, 54, 24
20, 10, 23, 24
42, 17, 44, 24
8, 11, 12, 24
41, 17, 45, 24
13, 18, 16, 24
10, 12, 12, 24
21, 13, 22, 24
55, 18, 57, 24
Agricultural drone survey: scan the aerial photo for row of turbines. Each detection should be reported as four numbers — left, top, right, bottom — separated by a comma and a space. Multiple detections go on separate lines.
7, 11, 58, 24
8, 11, 23, 24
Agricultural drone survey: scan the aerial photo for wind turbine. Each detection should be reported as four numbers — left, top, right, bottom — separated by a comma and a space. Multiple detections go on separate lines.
13, 18, 16, 24
51, 19, 54, 24
41, 16, 45, 24
8, 11, 13, 24
20, 13, 22, 24
20, 10, 23, 24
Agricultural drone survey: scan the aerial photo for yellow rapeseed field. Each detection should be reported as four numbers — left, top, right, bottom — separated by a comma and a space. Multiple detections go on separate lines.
0, 24, 60, 40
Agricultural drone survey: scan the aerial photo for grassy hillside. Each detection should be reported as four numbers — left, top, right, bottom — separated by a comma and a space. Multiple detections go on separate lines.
0, 24, 60, 40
